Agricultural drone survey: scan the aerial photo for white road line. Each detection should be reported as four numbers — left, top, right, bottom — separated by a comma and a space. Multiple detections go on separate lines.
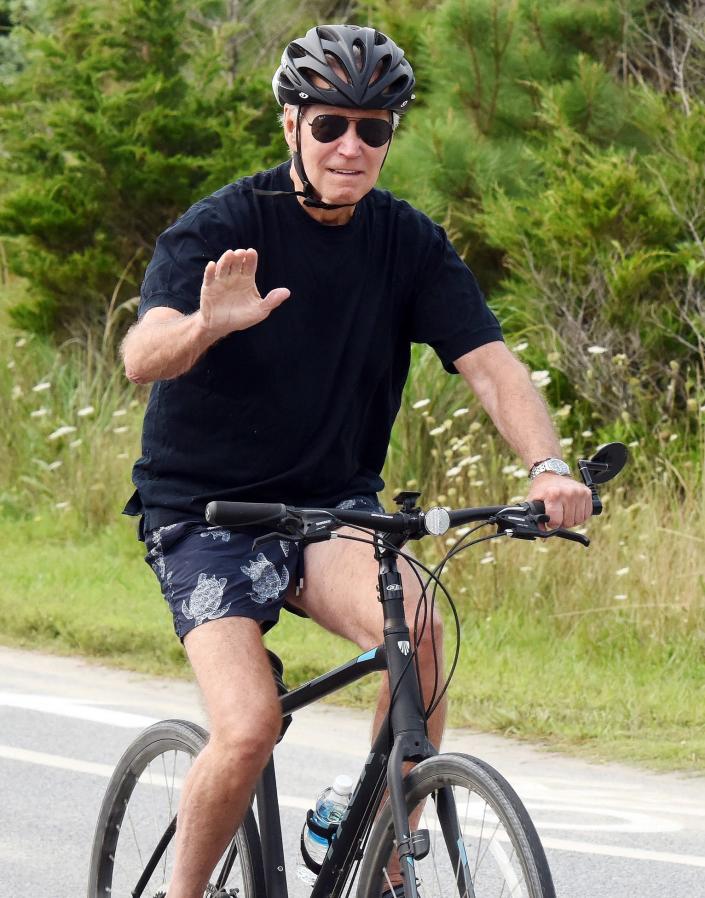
0, 692, 157, 729
0, 744, 115, 779
2, 743, 704, 871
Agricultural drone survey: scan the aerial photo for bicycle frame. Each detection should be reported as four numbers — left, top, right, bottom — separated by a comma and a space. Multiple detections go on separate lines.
253, 534, 463, 898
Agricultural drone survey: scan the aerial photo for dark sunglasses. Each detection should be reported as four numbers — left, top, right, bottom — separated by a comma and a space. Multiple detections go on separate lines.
302, 113, 393, 148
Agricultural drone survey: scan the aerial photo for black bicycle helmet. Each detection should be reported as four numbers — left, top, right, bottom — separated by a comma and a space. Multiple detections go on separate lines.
273, 24, 415, 112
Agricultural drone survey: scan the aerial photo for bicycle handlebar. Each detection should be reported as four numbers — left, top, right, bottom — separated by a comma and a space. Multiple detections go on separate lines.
204, 441, 632, 547
205, 497, 590, 547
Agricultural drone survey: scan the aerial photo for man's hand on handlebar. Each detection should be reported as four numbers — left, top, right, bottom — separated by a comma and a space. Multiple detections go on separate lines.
526, 473, 593, 530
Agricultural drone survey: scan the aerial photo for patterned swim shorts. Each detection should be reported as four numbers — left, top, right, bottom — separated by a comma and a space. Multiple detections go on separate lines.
144, 495, 383, 640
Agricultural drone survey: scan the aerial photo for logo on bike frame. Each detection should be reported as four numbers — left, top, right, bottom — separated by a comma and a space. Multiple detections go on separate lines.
398, 640, 410, 655
386, 584, 402, 592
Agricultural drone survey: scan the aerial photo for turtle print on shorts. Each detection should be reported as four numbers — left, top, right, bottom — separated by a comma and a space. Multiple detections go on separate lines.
182, 573, 232, 625
142, 494, 384, 640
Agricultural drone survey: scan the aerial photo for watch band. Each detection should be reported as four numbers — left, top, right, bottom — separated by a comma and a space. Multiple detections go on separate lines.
529, 457, 571, 480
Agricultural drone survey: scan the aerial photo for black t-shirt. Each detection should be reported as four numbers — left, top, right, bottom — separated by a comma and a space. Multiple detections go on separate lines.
126, 162, 503, 532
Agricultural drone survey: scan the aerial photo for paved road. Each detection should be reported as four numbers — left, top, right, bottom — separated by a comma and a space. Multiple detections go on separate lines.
1, 645, 705, 897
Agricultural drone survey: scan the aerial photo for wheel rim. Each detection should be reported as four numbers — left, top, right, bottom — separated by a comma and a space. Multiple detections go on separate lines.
375, 782, 540, 898
97, 737, 249, 898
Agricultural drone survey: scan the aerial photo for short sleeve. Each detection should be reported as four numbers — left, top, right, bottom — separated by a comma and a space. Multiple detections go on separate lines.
138, 201, 231, 318
410, 224, 503, 373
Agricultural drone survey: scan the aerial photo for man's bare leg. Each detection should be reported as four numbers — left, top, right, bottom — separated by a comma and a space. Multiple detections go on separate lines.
290, 527, 446, 746
167, 617, 281, 898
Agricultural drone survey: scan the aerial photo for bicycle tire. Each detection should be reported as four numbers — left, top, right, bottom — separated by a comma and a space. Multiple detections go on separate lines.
356, 752, 555, 898
87, 718, 265, 898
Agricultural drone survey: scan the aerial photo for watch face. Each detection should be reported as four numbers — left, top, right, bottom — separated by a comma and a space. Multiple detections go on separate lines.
531, 458, 570, 479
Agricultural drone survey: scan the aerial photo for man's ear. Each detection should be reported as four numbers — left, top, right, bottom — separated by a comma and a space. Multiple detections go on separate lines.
283, 106, 297, 153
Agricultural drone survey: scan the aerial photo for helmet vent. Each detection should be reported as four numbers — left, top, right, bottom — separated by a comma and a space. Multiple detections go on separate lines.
301, 66, 336, 91
287, 42, 307, 59
316, 26, 338, 43
383, 74, 409, 96
352, 38, 366, 72
371, 55, 391, 85
324, 51, 352, 84
374, 30, 388, 46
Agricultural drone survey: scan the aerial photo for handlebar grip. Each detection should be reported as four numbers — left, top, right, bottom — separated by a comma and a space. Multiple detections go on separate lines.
205, 501, 287, 527
526, 500, 546, 517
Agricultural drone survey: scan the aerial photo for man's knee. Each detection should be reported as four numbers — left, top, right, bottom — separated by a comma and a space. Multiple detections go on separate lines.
409, 601, 444, 655
209, 696, 281, 774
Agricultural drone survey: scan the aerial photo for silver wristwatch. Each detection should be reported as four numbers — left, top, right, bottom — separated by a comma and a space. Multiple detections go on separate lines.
528, 457, 571, 480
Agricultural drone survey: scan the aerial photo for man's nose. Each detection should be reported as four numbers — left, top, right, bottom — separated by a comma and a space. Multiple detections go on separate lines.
337, 121, 363, 153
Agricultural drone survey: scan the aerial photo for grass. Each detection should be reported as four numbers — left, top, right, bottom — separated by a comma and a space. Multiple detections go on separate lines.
1, 510, 703, 772
2, 282, 705, 772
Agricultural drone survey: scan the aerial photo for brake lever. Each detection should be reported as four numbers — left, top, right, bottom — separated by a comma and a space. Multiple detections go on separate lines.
252, 531, 299, 551
544, 527, 590, 547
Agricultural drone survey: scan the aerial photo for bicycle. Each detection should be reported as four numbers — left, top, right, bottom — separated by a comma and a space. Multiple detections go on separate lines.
87, 442, 627, 898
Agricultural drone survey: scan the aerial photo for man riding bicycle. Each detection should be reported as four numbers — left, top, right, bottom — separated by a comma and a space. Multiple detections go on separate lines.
122, 23, 592, 898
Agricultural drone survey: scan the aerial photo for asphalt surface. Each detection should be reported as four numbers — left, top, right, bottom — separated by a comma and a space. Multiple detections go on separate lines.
1, 645, 705, 898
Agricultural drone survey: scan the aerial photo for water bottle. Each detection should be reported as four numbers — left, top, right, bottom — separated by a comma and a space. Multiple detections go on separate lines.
297, 774, 353, 885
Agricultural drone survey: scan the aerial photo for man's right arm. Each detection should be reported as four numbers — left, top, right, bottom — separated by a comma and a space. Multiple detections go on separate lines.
122, 307, 215, 384
122, 247, 290, 385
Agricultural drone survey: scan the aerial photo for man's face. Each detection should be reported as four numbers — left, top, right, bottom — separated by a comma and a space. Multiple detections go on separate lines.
284, 104, 391, 207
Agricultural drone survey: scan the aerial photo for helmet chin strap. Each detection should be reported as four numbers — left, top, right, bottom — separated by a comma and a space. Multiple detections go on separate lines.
253, 107, 393, 211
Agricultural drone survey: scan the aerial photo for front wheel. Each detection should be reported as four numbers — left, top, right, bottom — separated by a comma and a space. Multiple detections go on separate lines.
357, 752, 555, 898
87, 719, 265, 898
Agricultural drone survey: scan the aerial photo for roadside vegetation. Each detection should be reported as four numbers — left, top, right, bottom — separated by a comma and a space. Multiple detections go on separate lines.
0, 0, 703, 770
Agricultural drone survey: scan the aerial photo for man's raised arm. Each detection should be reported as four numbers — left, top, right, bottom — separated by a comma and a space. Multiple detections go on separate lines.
122, 247, 290, 384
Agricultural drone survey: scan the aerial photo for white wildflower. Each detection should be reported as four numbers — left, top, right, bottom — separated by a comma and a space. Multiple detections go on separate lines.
412, 398, 430, 409
519, 566, 533, 573
113, 426, 129, 434
446, 466, 462, 478
112, 408, 127, 417
560, 437, 573, 447
581, 430, 593, 438
32, 381, 51, 392
453, 407, 469, 417
614, 594, 627, 601
116, 452, 129, 459
530, 370, 551, 388
456, 527, 470, 537
512, 468, 529, 479
12, 386, 22, 400
502, 464, 518, 475
77, 406, 95, 417
47, 460, 63, 471
587, 345, 607, 355
480, 554, 495, 565
15, 337, 27, 348
615, 567, 629, 577
513, 341, 528, 353
469, 421, 482, 433
30, 408, 48, 418
470, 480, 484, 487
429, 426, 445, 436
48, 425, 77, 440
69, 439, 82, 449
7, 360, 15, 369
54, 501, 70, 510
556, 404, 571, 418
669, 433, 679, 442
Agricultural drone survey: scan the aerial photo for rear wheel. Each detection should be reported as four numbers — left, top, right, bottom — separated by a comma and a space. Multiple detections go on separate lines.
357, 752, 555, 898
87, 719, 264, 898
